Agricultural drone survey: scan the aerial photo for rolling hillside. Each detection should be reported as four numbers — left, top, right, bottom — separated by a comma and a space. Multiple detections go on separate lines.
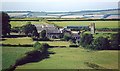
6, 8, 120, 19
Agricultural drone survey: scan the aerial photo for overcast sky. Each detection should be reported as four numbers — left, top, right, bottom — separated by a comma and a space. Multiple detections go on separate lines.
1, 0, 120, 12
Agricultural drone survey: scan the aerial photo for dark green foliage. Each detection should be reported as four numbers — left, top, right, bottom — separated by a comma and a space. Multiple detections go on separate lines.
1, 12, 11, 36
22, 23, 39, 37
11, 27, 20, 33
70, 38, 76, 43
33, 42, 49, 52
33, 37, 50, 41
40, 30, 46, 39
63, 33, 71, 41
92, 37, 110, 50
69, 44, 79, 47
33, 41, 41, 50
40, 43, 49, 53
96, 28, 120, 32
11, 43, 50, 71
110, 34, 120, 50
80, 33, 93, 47
58, 34, 64, 38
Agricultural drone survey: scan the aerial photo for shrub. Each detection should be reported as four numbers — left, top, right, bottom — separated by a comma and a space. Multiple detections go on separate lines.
110, 34, 120, 50
33, 41, 41, 50
80, 33, 93, 47
92, 37, 110, 50
40, 43, 50, 53
69, 44, 79, 47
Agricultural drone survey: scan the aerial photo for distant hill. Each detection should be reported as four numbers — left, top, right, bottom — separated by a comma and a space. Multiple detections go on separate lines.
5, 8, 120, 19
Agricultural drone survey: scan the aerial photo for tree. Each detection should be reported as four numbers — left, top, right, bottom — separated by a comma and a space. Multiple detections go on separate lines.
40, 30, 46, 39
80, 33, 93, 47
1, 12, 11, 36
92, 37, 110, 50
33, 41, 41, 50
22, 23, 39, 37
63, 33, 71, 41
110, 34, 120, 50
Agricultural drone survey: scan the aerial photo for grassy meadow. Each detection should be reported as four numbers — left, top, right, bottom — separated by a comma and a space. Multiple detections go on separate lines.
2, 47, 34, 69
51, 21, 118, 28
16, 48, 119, 69
2, 20, 119, 70
10, 21, 44, 28
10, 21, 118, 28
1, 37, 70, 47
2, 37, 34, 45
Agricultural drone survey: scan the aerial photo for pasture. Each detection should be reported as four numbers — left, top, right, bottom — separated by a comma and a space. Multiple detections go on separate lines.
2, 37, 34, 45
1, 37, 70, 47
3, 20, 119, 70
10, 21, 118, 29
2, 47, 34, 69
51, 21, 118, 28
10, 21, 44, 28
16, 48, 119, 69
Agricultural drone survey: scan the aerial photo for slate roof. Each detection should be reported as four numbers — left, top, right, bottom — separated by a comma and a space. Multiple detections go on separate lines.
34, 24, 61, 34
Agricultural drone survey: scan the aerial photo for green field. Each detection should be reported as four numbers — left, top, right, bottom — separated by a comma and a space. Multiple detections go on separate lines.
3, 20, 119, 70
16, 48, 118, 69
1, 37, 70, 46
10, 21, 44, 28
10, 21, 118, 28
51, 21, 118, 28
2, 37, 34, 45
38, 41, 70, 46
2, 47, 34, 69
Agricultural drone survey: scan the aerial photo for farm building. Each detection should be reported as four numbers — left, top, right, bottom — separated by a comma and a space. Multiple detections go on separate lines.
65, 26, 89, 30
34, 24, 63, 39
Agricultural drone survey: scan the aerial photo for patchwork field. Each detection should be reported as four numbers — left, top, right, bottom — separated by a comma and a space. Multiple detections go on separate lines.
3, 20, 119, 70
2, 47, 34, 69
16, 48, 119, 69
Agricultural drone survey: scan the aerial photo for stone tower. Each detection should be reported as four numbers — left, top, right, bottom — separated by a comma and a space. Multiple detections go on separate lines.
90, 23, 95, 34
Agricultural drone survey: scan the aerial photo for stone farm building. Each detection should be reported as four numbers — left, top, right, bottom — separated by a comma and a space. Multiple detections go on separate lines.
34, 24, 63, 39
34, 24, 94, 40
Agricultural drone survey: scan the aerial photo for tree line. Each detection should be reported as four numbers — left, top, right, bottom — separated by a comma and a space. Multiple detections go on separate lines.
79, 33, 120, 50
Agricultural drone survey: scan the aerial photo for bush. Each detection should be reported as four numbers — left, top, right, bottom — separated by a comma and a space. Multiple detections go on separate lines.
69, 44, 79, 47
40, 43, 50, 53
110, 34, 120, 50
80, 33, 93, 47
33, 41, 41, 50
92, 37, 110, 50
33, 37, 50, 41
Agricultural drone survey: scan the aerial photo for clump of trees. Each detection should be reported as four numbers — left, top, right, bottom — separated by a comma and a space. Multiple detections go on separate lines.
110, 34, 120, 50
79, 33, 119, 50
63, 33, 72, 41
96, 28, 120, 32
1, 12, 11, 36
80, 33, 93, 47
92, 37, 110, 50
62, 32, 77, 44
33, 30, 50, 41
22, 23, 39, 37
